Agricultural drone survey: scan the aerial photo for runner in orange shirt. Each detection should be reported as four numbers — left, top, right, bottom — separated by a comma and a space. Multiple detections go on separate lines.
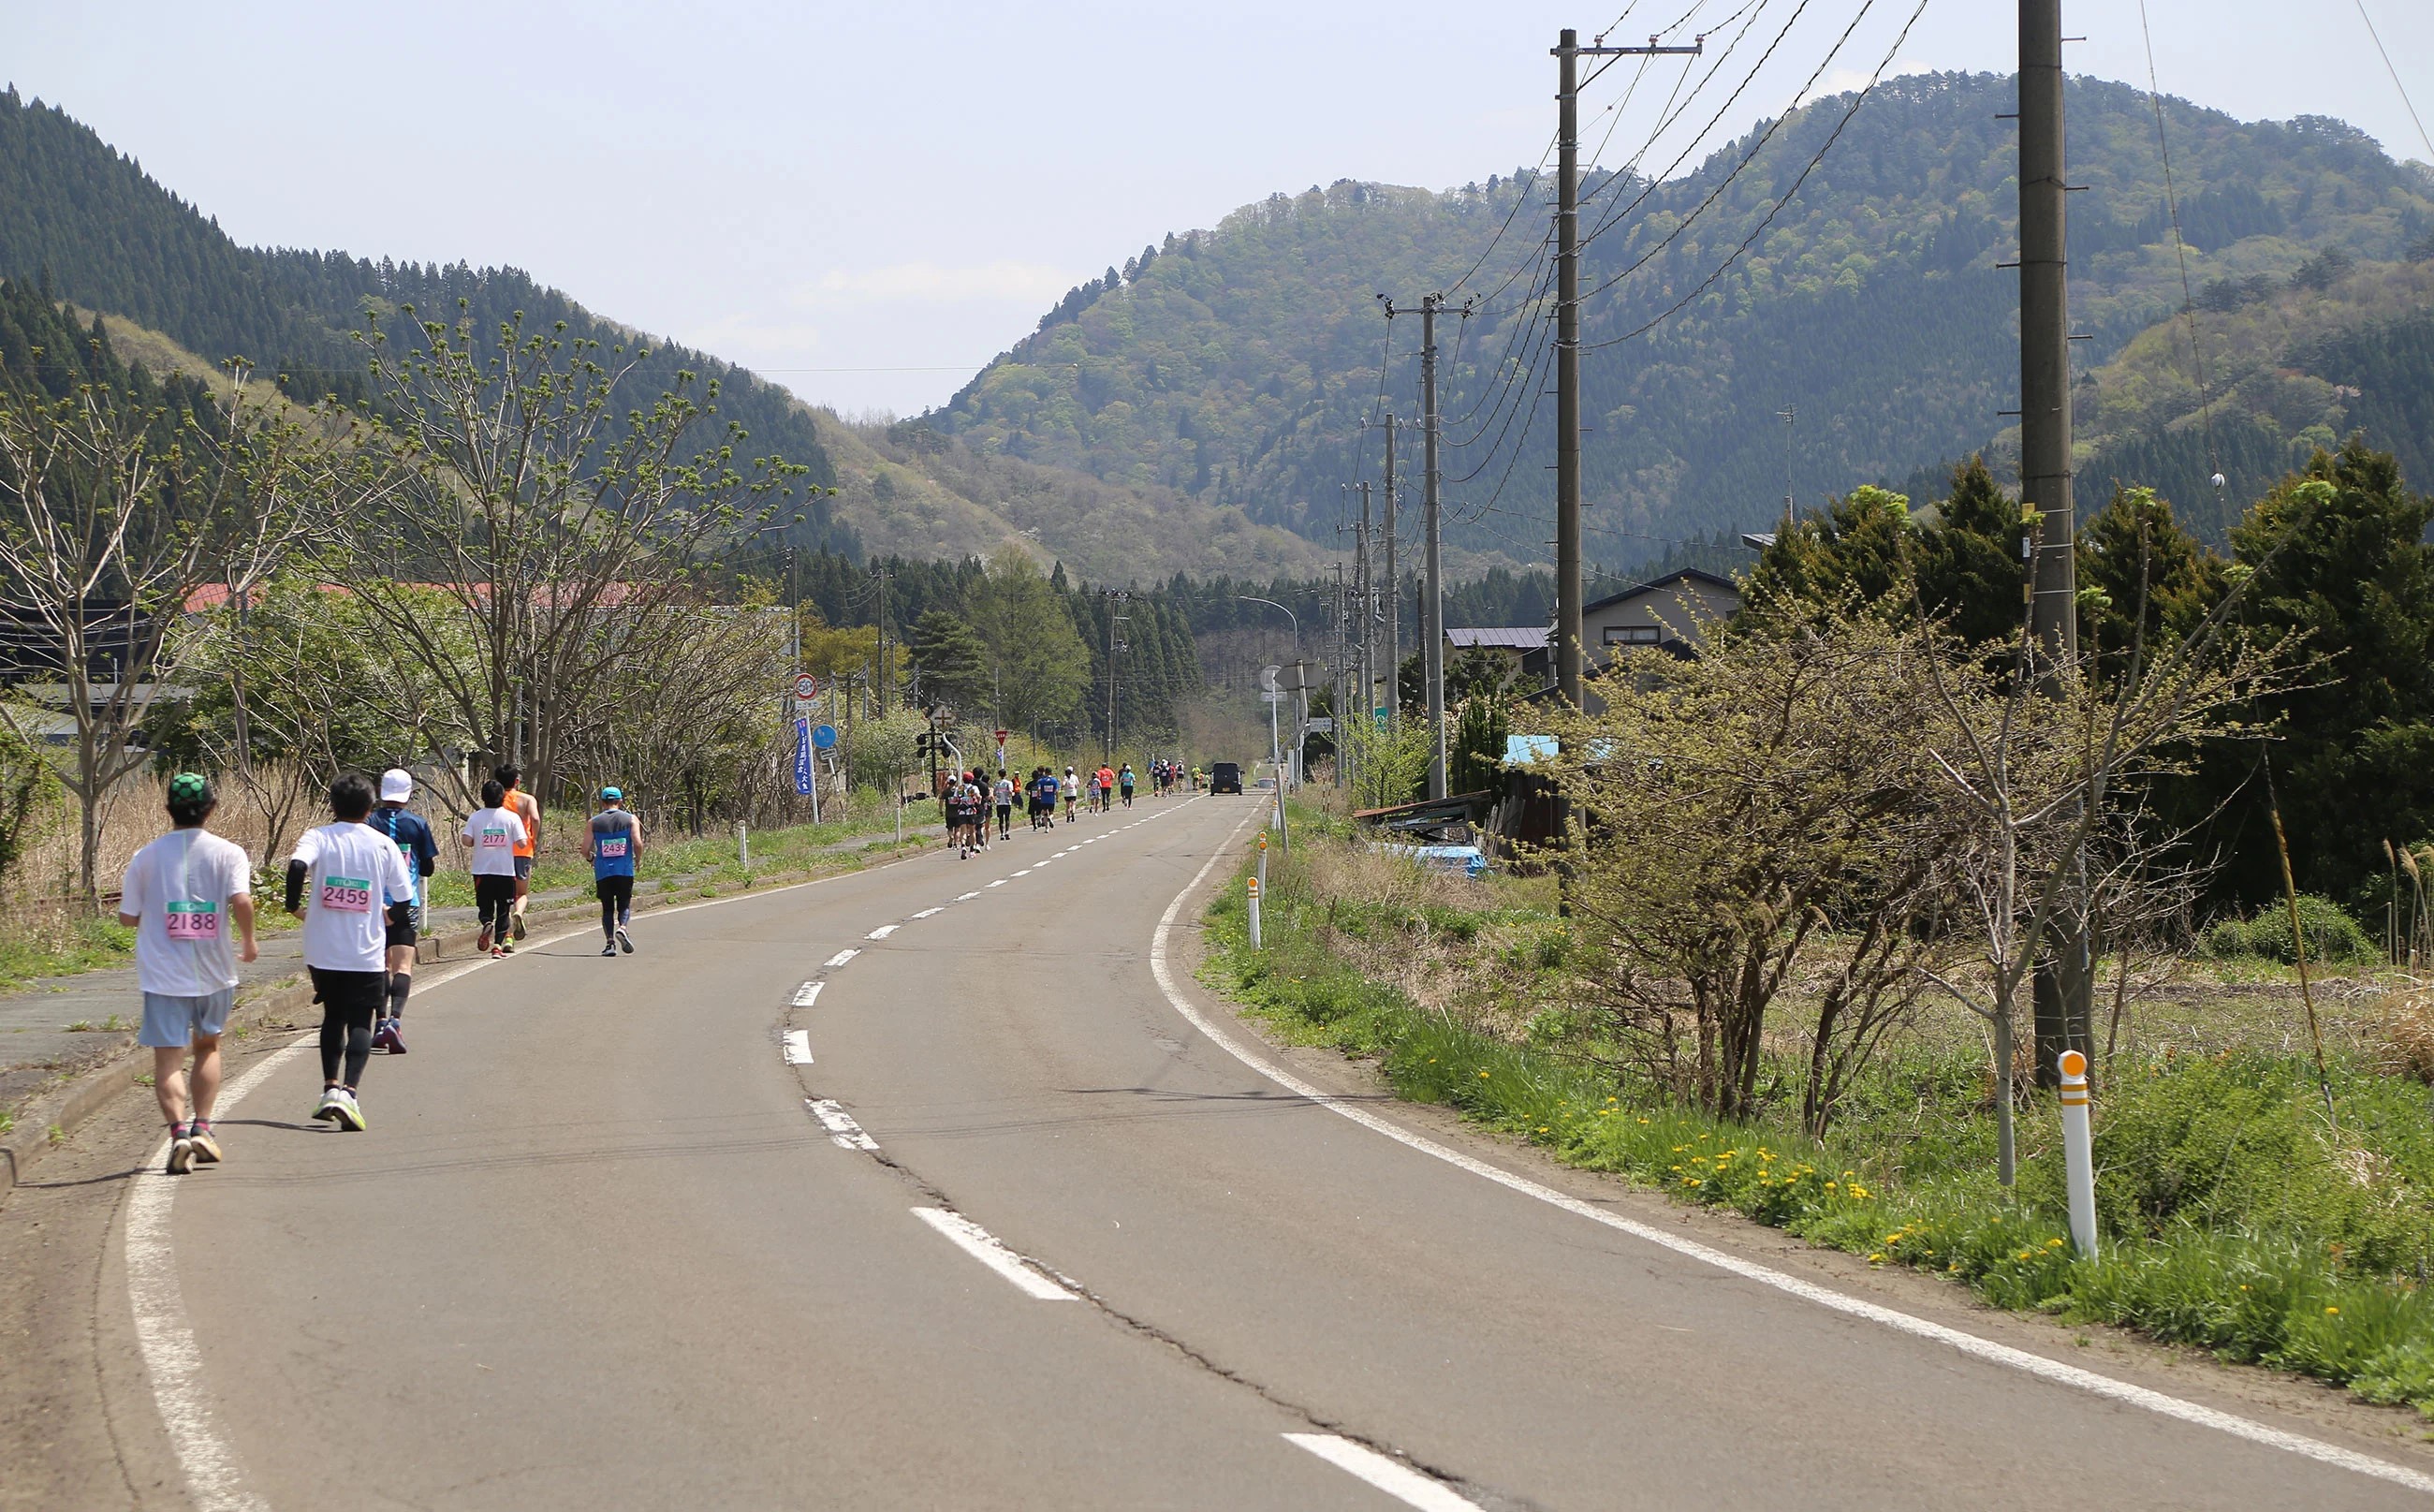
495, 763, 542, 945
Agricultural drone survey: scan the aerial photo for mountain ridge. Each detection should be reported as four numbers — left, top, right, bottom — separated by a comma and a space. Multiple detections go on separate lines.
929, 72, 2434, 565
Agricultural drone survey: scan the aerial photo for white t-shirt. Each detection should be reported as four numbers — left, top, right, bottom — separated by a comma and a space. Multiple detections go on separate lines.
122, 829, 253, 998
291, 821, 413, 973
463, 806, 528, 876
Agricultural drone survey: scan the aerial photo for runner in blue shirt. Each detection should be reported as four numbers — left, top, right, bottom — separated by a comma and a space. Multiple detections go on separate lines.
586, 787, 644, 956
367, 769, 438, 1054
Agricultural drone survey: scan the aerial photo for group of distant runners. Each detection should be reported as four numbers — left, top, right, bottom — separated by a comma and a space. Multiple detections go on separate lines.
125, 743, 1195, 1172
940, 758, 1165, 859
124, 762, 645, 1171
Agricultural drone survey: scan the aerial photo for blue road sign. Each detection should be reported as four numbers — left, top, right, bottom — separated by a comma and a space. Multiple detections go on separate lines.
794, 719, 814, 795
812, 723, 839, 751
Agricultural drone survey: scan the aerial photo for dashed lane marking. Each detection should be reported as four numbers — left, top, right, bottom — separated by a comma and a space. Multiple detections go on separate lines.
825, 948, 859, 968
1284, 1435, 1482, 1512
867, 924, 899, 940
784, 1030, 814, 1065
806, 1099, 880, 1152
791, 981, 824, 1007
911, 908, 943, 918
910, 1208, 1076, 1301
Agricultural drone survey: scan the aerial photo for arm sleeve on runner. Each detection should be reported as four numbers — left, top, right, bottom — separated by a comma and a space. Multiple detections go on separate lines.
415, 821, 438, 877
284, 859, 307, 913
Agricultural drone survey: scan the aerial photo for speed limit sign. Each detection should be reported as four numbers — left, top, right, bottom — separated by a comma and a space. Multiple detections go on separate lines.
792, 672, 818, 701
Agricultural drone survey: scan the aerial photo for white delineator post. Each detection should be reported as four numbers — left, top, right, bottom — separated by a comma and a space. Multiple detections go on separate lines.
1247, 874, 1263, 951
738, 820, 749, 868
2059, 1049, 2096, 1258
1256, 832, 1268, 899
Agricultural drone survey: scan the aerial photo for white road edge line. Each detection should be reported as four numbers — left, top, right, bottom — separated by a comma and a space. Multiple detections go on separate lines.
866, 924, 899, 940
910, 1207, 1076, 1300
784, 1030, 814, 1065
806, 1098, 880, 1152
1147, 805, 2434, 1499
791, 981, 824, 1008
1283, 1434, 1482, 1512
825, 948, 859, 967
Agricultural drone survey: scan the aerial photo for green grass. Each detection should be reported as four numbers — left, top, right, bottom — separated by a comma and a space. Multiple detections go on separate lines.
0, 915, 135, 992
1203, 817, 2434, 1417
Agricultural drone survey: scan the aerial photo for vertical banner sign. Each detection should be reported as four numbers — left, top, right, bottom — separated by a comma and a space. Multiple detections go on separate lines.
794, 718, 814, 796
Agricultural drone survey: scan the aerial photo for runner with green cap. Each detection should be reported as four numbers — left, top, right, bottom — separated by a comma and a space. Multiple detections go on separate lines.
120, 773, 257, 1173
585, 785, 643, 956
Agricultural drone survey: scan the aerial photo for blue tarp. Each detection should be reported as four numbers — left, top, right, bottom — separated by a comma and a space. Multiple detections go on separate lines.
1379, 844, 1488, 880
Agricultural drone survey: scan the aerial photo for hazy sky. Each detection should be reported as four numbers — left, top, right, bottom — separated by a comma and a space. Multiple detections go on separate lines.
6, 2, 2429, 416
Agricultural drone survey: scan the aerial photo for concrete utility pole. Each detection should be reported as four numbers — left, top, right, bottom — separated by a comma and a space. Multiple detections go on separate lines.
1381, 292, 1471, 800
1380, 414, 1400, 730
2019, 0, 2091, 1083
871, 565, 895, 711
1554, 26, 1703, 712
1102, 590, 1131, 764
1355, 479, 1374, 747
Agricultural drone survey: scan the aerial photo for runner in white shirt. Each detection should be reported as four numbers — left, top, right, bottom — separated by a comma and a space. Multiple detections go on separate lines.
461, 779, 528, 958
284, 771, 413, 1132
120, 772, 257, 1174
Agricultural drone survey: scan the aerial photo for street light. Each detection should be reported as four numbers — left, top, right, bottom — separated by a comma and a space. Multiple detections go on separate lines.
1237, 596, 1305, 790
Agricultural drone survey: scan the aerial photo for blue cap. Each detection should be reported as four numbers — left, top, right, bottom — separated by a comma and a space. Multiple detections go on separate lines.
600, 785, 623, 801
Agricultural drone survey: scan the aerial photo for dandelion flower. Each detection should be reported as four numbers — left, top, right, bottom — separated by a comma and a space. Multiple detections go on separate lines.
1478, 1071, 1490, 1080
2046, 1239, 2065, 1249
2327, 1306, 2340, 1315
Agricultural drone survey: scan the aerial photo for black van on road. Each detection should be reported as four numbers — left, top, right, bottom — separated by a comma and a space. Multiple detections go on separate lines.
1209, 761, 1243, 795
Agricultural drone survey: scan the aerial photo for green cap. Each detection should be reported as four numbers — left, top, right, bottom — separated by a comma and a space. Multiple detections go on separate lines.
168, 772, 213, 807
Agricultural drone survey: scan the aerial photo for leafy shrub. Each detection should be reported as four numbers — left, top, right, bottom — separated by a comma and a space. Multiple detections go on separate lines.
2200, 895, 2377, 963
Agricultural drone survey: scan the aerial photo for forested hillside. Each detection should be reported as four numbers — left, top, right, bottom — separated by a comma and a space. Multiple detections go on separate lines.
931, 73, 2434, 565
0, 85, 853, 553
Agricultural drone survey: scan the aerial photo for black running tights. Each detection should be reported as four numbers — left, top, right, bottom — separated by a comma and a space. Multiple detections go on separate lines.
475, 873, 517, 937
597, 875, 634, 937
310, 967, 386, 1087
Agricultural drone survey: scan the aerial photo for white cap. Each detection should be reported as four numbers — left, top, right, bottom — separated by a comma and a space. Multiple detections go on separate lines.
379, 768, 413, 801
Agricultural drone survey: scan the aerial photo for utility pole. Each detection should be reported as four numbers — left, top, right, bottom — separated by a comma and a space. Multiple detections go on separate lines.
871, 565, 895, 711
1380, 414, 1400, 731
1380, 293, 1472, 800
1354, 479, 1374, 756
2019, 0, 2089, 1084
1331, 561, 1349, 785
1102, 590, 1131, 764
1554, 26, 1703, 714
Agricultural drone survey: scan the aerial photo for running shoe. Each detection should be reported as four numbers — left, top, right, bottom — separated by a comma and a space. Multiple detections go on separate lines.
513, 913, 529, 941
330, 1089, 367, 1133
601, 941, 617, 957
491, 945, 506, 959
371, 1018, 399, 1053
312, 1086, 345, 1123
382, 1019, 407, 1056
499, 939, 516, 956
187, 1123, 223, 1164
617, 926, 634, 954
166, 1130, 195, 1175
477, 927, 492, 955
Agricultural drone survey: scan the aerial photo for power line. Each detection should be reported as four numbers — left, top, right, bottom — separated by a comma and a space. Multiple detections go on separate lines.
1578, 0, 1883, 303
1578, 0, 1930, 350
2354, 0, 2434, 164
2136, 0, 2221, 487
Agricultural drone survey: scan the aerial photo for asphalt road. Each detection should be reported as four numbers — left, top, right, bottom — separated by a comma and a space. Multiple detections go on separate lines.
16, 791, 2434, 1509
